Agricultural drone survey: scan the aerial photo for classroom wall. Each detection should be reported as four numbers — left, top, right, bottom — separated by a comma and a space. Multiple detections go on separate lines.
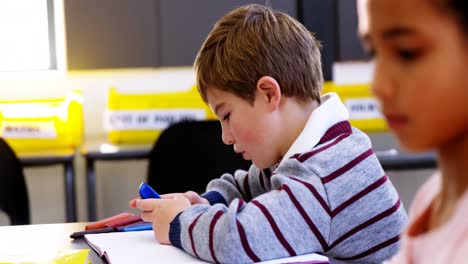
65, 0, 297, 69
65, 0, 159, 69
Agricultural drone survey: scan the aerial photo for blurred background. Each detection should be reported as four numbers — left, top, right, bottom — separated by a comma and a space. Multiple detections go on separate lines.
0, 0, 433, 225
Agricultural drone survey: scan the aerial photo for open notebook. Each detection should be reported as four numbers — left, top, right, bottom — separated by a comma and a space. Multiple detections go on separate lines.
85, 231, 329, 264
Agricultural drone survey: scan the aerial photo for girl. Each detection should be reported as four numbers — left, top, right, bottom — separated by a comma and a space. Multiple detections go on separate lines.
358, 0, 468, 262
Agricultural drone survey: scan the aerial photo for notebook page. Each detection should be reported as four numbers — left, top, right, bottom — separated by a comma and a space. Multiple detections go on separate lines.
85, 231, 206, 264
85, 231, 328, 264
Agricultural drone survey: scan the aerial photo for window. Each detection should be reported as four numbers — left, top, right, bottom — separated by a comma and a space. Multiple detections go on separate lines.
0, 0, 65, 72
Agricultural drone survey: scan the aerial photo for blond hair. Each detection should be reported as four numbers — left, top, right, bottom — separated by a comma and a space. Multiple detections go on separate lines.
194, 4, 323, 104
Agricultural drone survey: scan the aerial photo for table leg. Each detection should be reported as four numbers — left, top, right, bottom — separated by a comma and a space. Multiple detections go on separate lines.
64, 160, 77, 222
86, 158, 97, 221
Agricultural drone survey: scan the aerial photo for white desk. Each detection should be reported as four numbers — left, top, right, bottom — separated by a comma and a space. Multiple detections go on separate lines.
0, 223, 329, 264
0, 223, 103, 263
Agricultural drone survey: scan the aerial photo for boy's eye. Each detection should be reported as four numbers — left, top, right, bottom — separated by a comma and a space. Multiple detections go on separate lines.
396, 48, 420, 61
222, 113, 231, 121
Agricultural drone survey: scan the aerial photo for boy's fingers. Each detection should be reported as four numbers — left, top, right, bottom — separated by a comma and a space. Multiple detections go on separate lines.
140, 211, 152, 222
129, 198, 138, 208
135, 198, 159, 211
183, 191, 200, 204
160, 193, 177, 199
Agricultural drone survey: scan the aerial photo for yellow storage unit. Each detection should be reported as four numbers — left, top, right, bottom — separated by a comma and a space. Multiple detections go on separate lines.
322, 81, 388, 132
0, 90, 83, 151
105, 86, 216, 144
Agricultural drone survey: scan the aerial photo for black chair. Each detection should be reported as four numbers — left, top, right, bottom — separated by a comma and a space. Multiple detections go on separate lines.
147, 120, 252, 194
0, 138, 30, 225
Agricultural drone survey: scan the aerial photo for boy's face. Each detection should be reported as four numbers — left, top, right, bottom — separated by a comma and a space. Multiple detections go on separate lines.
205, 86, 283, 169
358, 0, 468, 152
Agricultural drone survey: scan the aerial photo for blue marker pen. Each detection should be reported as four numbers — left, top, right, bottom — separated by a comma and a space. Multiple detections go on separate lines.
139, 182, 161, 199
122, 223, 153, 232
136, 183, 159, 232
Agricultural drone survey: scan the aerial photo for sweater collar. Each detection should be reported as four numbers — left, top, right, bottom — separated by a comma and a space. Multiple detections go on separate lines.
279, 92, 349, 165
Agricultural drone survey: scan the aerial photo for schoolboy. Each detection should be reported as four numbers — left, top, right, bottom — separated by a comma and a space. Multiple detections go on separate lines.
131, 4, 407, 263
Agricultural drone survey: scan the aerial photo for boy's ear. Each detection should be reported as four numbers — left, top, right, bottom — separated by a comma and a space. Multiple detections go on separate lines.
256, 76, 282, 110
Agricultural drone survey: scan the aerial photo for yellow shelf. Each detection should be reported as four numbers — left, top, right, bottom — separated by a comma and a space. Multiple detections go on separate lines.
0, 90, 83, 151
322, 81, 388, 132
106, 86, 216, 144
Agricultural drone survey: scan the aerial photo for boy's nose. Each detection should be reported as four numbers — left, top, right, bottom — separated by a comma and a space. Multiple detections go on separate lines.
221, 127, 235, 145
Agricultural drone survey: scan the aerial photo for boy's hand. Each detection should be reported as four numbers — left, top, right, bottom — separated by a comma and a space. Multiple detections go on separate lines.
128, 191, 208, 244
129, 191, 208, 209
130, 195, 191, 244
161, 191, 210, 205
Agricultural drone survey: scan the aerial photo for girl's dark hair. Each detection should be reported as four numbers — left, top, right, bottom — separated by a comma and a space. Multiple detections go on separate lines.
446, 0, 468, 32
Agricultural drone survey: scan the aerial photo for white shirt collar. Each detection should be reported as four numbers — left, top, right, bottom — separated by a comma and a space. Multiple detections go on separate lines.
279, 92, 349, 165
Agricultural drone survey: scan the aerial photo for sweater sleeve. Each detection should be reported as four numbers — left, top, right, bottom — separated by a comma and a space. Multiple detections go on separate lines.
201, 165, 274, 205
170, 161, 331, 263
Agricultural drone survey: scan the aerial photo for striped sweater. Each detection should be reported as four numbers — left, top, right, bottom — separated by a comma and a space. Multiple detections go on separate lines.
170, 91, 406, 263
169, 121, 408, 263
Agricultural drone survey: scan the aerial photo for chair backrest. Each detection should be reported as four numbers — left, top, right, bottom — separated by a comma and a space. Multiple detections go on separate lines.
0, 138, 30, 225
147, 120, 252, 194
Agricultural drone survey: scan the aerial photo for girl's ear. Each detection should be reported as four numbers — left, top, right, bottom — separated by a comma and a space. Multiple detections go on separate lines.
256, 76, 282, 110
